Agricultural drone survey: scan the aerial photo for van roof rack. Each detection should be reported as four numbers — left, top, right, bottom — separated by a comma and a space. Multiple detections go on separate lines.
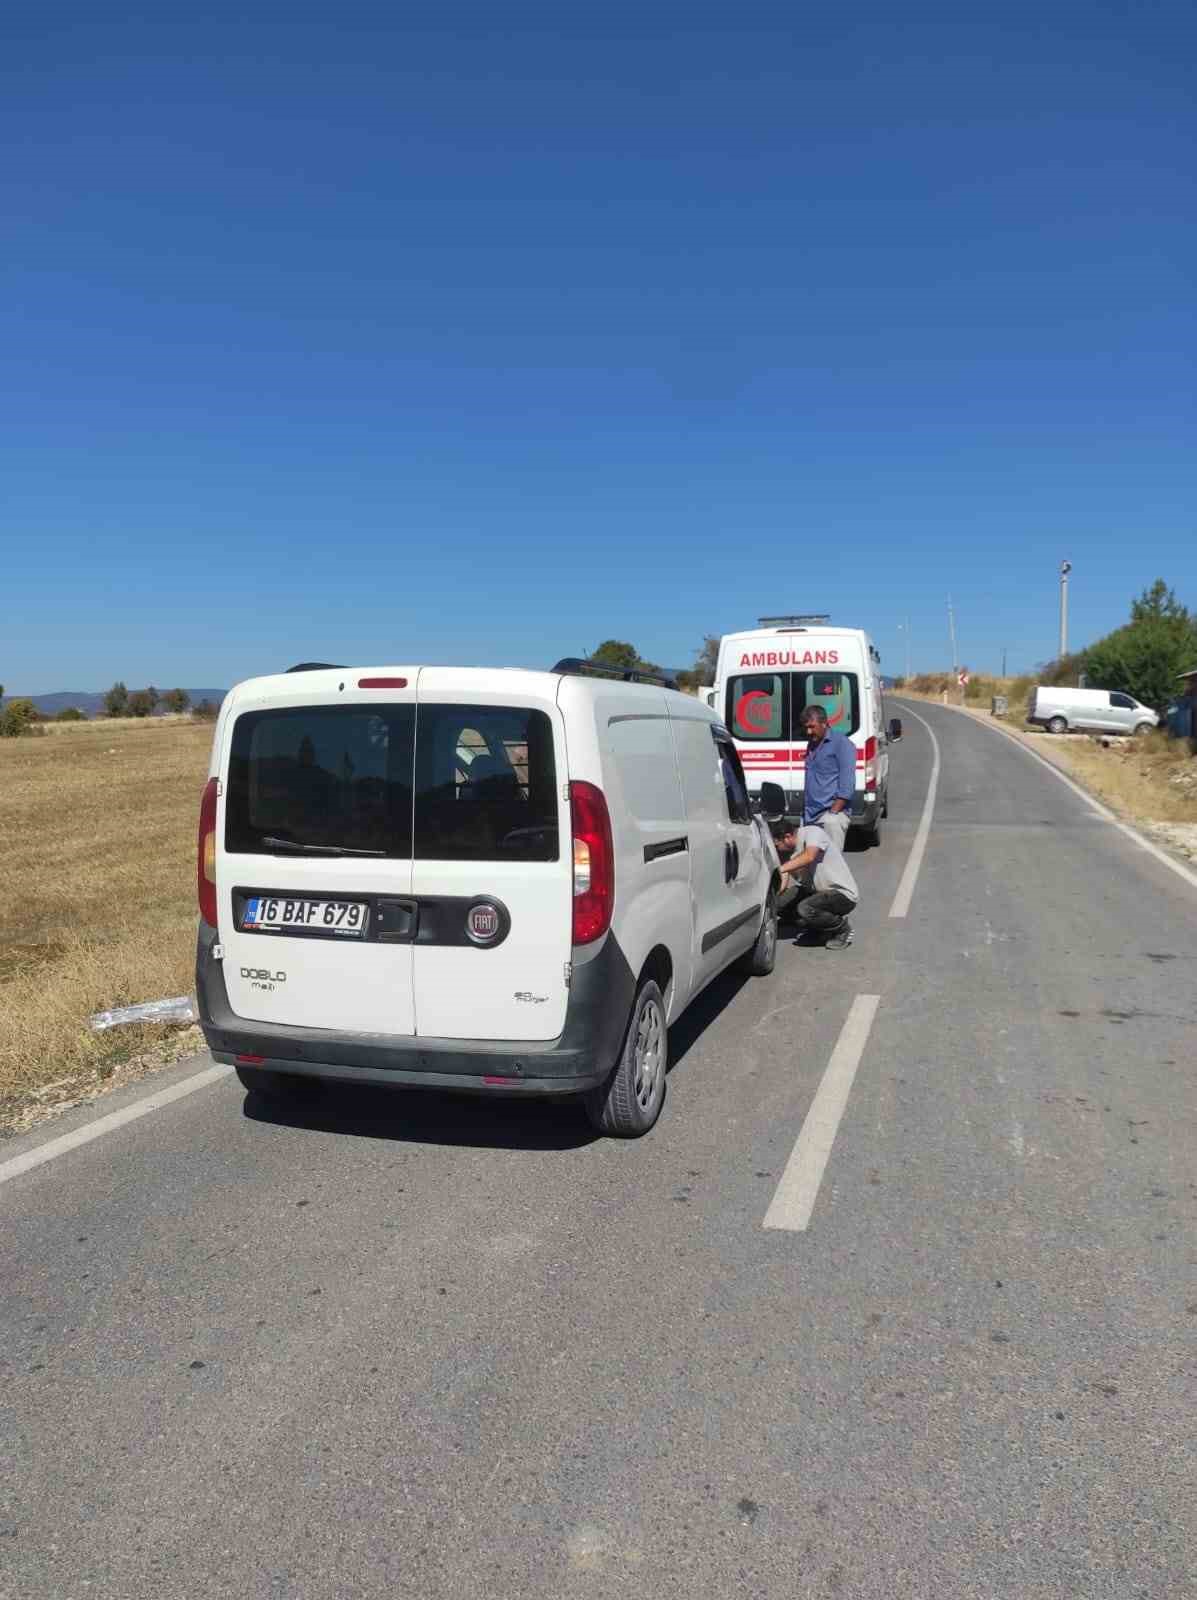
286, 661, 344, 672
757, 614, 831, 627
552, 657, 678, 691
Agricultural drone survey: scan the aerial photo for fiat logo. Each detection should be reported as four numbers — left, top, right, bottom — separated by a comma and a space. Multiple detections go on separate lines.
466, 902, 502, 945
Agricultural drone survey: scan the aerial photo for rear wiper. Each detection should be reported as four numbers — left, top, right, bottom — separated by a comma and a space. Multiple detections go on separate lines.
260, 836, 385, 858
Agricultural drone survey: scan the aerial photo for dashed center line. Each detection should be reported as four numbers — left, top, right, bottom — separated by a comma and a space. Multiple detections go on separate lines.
764, 993, 881, 1232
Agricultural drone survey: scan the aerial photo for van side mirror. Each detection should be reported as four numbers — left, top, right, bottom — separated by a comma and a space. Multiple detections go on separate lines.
758, 781, 786, 821
889, 718, 903, 742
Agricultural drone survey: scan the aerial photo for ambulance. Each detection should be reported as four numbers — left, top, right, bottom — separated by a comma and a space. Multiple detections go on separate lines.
713, 616, 901, 845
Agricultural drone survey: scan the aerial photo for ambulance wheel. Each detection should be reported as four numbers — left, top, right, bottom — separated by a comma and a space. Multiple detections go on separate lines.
236, 1066, 321, 1103
584, 979, 667, 1138
866, 814, 883, 847
738, 892, 778, 976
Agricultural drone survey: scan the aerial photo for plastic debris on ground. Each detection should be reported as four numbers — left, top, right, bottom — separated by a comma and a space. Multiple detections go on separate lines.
88, 995, 199, 1032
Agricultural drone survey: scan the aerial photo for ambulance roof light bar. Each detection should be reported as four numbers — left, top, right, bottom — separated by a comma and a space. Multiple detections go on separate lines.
757, 613, 831, 627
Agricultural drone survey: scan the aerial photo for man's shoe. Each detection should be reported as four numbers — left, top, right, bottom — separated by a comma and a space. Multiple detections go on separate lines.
824, 921, 853, 950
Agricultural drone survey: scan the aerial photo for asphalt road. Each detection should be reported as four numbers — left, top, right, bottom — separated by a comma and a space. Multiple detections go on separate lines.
2, 701, 1195, 1599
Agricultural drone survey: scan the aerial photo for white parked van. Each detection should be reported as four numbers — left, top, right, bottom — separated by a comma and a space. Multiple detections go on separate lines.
1026, 686, 1159, 737
713, 616, 900, 844
196, 659, 784, 1136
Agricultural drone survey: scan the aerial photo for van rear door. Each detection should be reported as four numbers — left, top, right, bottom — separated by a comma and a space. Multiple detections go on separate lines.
409, 674, 572, 1042
219, 678, 418, 1034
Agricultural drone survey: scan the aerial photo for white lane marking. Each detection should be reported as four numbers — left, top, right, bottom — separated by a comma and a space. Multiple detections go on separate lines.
763, 994, 881, 1232
0, 1062, 232, 1189
910, 700, 1197, 895
888, 705, 941, 918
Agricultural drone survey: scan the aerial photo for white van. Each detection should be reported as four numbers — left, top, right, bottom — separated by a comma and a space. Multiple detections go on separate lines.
713, 617, 900, 845
1027, 686, 1159, 737
195, 658, 784, 1136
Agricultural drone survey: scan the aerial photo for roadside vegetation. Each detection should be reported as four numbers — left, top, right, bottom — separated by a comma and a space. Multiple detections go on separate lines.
0, 718, 211, 1129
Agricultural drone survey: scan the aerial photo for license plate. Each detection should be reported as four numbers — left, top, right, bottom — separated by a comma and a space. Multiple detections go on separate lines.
241, 896, 369, 938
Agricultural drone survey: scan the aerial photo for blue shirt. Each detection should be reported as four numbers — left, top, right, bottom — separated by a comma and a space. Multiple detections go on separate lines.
803, 729, 856, 823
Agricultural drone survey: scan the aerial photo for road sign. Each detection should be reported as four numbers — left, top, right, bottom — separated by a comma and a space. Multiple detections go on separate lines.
958, 670, 969, 687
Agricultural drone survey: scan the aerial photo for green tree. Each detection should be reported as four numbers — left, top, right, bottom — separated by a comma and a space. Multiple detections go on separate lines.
0, 698, 35, 737
1085, 619, 1197, 713
589, 639, 667, 678
55, 706, 87, 721
592, 640, 641, 671
192, 699, 219, 721
104, 681, 129, 717
1130, 579, 1190, 627
674, 634, 720, 692
162, 688, 190, 714
126, 689, 155, 717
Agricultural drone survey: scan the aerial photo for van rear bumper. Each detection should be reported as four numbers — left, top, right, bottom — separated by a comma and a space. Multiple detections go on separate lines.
195, 922, 634, 1095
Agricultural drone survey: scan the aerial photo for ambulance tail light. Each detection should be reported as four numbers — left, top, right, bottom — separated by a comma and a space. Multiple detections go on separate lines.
863, 736, 878, 792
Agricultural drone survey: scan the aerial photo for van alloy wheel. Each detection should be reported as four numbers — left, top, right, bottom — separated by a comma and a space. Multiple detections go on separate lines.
760, 908, 777, 968
1048, 716, 1068, 734
738, 892, 779, 976
633, 998, 665, 1110
583, 977, 668, 1137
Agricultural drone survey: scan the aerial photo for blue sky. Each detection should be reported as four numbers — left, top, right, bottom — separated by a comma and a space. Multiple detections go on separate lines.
3, 3, 1194, 692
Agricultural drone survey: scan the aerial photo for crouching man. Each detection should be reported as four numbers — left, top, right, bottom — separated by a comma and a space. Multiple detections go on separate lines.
773, 820, 859, 950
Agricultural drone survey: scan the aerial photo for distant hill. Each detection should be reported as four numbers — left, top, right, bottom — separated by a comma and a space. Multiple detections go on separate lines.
1, 689, 228, 719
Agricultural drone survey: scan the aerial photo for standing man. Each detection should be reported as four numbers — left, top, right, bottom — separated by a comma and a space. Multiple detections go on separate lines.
800, 704, 855, 850
774, 820, 859, 950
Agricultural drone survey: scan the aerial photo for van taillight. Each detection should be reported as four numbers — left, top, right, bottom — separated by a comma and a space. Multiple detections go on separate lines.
863, 735, 878, 792
197, 778, 218, 928
569, 781, 614, 945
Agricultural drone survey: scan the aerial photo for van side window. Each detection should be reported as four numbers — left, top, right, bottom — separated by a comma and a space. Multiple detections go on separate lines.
714, 733, 752, 825
1109, 692, 1134, 709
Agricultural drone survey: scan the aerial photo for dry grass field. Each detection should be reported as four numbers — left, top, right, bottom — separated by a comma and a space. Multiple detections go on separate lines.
1059, 728, 1197, 825
0, 718, 212, 1126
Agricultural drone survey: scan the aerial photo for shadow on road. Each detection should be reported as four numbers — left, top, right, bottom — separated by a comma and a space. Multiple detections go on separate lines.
241, 964, 758, 1148
667, 967, 750, 1075
241, 1080, 599, 1152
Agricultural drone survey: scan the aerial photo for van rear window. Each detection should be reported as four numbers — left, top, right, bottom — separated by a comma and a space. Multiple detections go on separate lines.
225, 702, 559, 862
226, 706, 415, 857
414, 704, 558, 862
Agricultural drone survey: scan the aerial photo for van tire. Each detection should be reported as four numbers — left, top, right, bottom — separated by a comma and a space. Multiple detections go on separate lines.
1048, 715, 1068, 734
1134, 722, 1154, 737
738, 893, 778, 976
235, 1066, 321, 1103
583, 979, 667, 1137
866, 815, 883, 848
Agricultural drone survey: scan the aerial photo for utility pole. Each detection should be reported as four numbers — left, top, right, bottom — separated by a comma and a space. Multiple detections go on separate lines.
947, 594, 960, 704
947, 594, 958, 674
904, 616, 911, 683
1001, 645, 1007, 677
1059, 560, 1071, 659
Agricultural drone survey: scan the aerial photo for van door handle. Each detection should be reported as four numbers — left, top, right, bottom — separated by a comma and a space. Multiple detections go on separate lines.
725, 841, 739, 883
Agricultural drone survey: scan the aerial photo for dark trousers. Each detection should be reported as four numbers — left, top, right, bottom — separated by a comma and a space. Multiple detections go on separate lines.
796, 890, 856, 930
